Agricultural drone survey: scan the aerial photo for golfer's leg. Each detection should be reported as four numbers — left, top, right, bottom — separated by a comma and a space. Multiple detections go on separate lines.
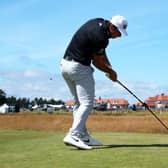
60, 59, 80, 117
71, 69, 95, 133
62, 74, 80, 118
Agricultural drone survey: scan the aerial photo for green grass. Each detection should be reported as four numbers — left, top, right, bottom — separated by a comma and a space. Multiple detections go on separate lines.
0, 130, 168, 168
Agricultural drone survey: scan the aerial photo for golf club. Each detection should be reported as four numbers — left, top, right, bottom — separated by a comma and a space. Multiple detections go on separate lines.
116, 79, 168, 132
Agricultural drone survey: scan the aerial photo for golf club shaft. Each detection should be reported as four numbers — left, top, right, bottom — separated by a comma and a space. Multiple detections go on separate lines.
117, 79, 168, 132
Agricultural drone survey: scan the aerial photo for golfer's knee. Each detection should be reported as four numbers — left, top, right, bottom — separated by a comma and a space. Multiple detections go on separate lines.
81, 102, 93, 111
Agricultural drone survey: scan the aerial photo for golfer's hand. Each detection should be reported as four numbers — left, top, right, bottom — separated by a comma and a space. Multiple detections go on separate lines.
106, 70, 117, 81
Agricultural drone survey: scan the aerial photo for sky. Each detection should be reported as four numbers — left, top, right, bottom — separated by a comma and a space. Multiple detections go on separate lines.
0, 0, 168, 104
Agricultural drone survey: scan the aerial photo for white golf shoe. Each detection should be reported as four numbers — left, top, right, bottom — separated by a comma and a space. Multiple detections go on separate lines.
63, 132, 92, 150
82, 132, 103, 146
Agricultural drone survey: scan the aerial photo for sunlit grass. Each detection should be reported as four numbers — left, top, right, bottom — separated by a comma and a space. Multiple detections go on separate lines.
0, 130, 168, 168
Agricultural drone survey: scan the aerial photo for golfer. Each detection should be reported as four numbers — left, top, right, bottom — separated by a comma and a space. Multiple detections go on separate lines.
61, 15, 128, 149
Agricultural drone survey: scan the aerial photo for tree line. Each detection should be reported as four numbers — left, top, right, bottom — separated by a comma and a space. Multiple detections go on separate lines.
0, 89, 64, 108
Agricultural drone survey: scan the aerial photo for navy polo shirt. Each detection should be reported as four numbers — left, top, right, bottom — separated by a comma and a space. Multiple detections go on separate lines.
63, 18, 111, 66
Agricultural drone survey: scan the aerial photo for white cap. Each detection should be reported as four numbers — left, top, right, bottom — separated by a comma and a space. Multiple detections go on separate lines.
110, 15, 128, 36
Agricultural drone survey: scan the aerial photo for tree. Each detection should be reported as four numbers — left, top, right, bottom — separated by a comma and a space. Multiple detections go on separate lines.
6, 96, 17, 105
0, 89, 6, 105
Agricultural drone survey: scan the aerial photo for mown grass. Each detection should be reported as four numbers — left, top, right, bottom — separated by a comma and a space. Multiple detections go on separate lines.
0, 129, 168, 168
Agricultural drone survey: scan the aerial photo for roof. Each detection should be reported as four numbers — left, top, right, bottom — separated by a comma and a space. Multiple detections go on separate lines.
95, 98, 128, 105
137, 93, 168, 107
146, 94, 168, 102
65, 99, 74, 106
65, 97, 129, 106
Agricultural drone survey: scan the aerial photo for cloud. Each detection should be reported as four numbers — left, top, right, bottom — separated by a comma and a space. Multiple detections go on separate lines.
95, 80, 168, 104
23, 69, 44, 78
0, 69, 70, 100
1, 69, 168, 104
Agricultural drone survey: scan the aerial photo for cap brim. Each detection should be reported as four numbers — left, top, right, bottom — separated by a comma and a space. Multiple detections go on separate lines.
118, 28, 128, 36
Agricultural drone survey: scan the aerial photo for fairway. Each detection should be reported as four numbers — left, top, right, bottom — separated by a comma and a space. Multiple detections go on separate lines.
0, 130, 168, 168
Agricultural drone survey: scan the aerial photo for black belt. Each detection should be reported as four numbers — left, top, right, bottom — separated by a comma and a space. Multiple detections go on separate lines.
63, 56, 89, 66
64, 56, 74, 62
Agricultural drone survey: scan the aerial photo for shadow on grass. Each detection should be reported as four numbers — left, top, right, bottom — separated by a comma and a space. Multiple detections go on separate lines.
92, 144, 168, 149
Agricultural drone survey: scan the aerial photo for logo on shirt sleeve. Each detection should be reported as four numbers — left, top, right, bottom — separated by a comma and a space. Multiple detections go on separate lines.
98, 22, 103, 27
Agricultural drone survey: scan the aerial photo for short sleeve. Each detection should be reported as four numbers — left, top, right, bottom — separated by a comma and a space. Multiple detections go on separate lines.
93, 38, 108, 55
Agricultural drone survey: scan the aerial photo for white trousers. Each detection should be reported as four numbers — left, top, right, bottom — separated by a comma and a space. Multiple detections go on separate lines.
60, 59, 95, 134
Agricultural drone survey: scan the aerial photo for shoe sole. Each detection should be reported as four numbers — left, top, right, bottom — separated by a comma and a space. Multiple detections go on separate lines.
84, 141, 103, 146
64, 142, 92, 150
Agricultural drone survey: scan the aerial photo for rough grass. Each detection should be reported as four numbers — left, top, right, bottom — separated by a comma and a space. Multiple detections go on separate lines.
0, 112, 168, 133
0, 129, 168, 168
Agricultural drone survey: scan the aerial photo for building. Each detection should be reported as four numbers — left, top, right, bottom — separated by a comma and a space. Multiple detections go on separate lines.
65, 97, 129, 110
0, 104, 9, 114
137, 93, 168, 109
94, 97, 129, 110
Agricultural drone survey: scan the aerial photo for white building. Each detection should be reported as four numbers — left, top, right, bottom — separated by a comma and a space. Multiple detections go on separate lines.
0, 104, 9, 114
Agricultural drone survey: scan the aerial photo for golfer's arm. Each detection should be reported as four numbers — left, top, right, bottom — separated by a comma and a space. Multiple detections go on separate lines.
92, 53, 113, 73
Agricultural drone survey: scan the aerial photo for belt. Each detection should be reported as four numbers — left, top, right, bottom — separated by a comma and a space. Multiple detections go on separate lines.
64, 56, 74, 62
63, 56, 89, 66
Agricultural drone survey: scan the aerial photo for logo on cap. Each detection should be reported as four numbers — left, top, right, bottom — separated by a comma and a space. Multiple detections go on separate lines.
110, 15, 128, 36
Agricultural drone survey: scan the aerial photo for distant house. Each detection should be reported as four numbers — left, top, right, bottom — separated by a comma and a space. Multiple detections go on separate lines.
65, 99, 73, 107
137, 93, 168, 109
0, 104, 9, 114
94, 97, 129, 110
64, 99, 74, 110
65, 97, 129, 110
